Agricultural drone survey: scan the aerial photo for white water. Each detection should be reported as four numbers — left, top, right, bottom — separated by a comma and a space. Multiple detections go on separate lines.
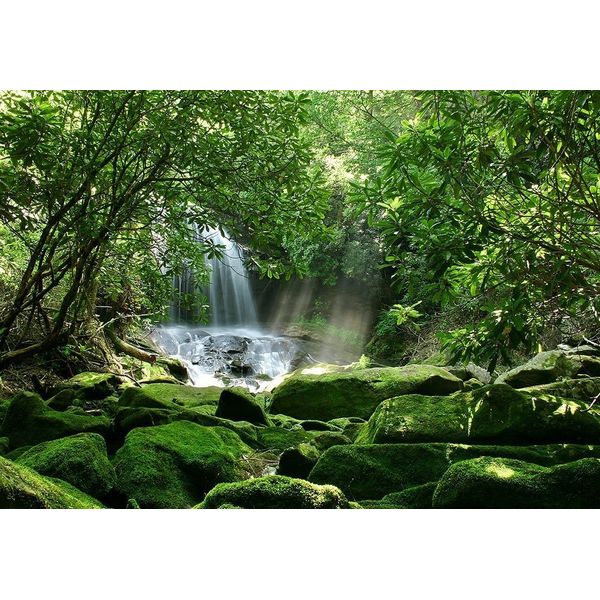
156, 227, 299, 391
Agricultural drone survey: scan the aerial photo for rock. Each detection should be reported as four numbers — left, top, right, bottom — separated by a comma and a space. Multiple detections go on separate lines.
0, 456, 103, 508
309, 431, 352, 452
15, 433, 116, 499
113, 420, 253, 508
356, 384, 600, 445
495, 350, 599, 388
558, 344, 600, 357
299, 419, 341, 432
255, 426, 314, 452
118, 383, 221, 410
1, 391, 111, 449
308, 442, 600, 500
215, 387, 269, 425
361, 482, 437, 508
51, 371, 119, 400
196, 475, 350, 509
432, 456, 600, 508
277, 443, 321, 478
448, 363, 491, 384
520, 377, 600, 402
155, 357, 189, 381
269, 365, 463, 421
46, 389, 78, 411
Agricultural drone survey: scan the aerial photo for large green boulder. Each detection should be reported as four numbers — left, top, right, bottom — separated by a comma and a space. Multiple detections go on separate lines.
520, 377, 600, 402
196, 475, 350, 509
357, 384, 600, 445
0, 456, 103, 508
51, 371, 119, 400
269, 365, 463, 421
308, 442, 600, 500
113, 420, 253, 508
432, 456, 600, 508
215, 387, 269, 425
118, 383, 221, 410
277, 443, 321, 479
1, 391, 111, 449
495, 350, 600, 388
15, 433, 116, 499
360, 482, 437, 509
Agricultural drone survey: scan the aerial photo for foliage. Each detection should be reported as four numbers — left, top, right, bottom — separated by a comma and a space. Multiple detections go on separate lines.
358, 90, 600, 369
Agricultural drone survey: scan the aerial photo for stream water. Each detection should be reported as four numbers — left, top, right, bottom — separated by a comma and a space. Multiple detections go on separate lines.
153, 227, 300, 391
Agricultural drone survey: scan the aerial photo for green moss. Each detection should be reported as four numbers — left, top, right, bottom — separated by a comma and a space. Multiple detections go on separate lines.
215, 387, 269, 425
52, 371, 119, 400
269, 365, 463, 421
196, 475, 350, 509
432, 456, 600, 508
495, 350, 584, 388
309, 431, 351, 452
255, 425, 313, 452
15, 433, 116, 499
119, 383, 221, 410
361, 482, 437, 509
277, 443, 321, 478
308, 442, 600, 501
356, 383, 600, 445
1, 391, 111, 449
113, 420, 253, 508
0, 456, 103, 508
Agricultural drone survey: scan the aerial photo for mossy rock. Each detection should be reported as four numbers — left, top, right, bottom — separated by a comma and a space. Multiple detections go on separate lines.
46, 389, 78, 411
361, 482, 437, 509
308, 442, 600, 500
520, 377, 600, 402
52, 371, 119, 400
196, 475, 350, 509
155, 356, 189, 382
277, 443, 321, 479
0, 456, 103, 508
357, 383, 600, 445
494, 350, 599, 388
269, 365, 463, 421
309, 431, 352, 452
113, 405, 258, 447
1, 391, 111, 449
119, 383, 221, 411
299, 419, 341, 432
255, 425, 314, 452
0, 437, 9, 455
433, 456, 600, 508
113, 420, 253, 508
15, 433, 116, 499
215, 387, 269, 425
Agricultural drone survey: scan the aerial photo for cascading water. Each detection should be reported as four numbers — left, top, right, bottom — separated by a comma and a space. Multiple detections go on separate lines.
153, 226, 300, 391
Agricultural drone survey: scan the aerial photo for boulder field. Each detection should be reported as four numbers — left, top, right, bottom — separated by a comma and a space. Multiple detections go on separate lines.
1, 346, 600, 508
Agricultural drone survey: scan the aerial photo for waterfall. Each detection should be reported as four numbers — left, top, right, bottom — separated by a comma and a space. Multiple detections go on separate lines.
203, 227, 258, 327
171, 226, 258, 326
158, 224, 299, 391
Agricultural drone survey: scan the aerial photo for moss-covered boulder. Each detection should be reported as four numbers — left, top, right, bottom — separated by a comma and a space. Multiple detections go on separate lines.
277, 443, 321, 478
309, 431, 352, 452
269, 365, 463, 421
215, 387, 269, 425
520, 377, 600, 402
361, 482, 437, 509
433, 456, 600, 508
1, 391, 111, 449
0, 456, 103, 508
357, 384, 600, 445
308, 442, 600, 500
255, 425, 314, 452
495, 350, 600, 388
15, 433, 116, 499
196, 475, 350, 509
52, 371, 119, 400
118, 383, 221, 410
113, 420, 253, 508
